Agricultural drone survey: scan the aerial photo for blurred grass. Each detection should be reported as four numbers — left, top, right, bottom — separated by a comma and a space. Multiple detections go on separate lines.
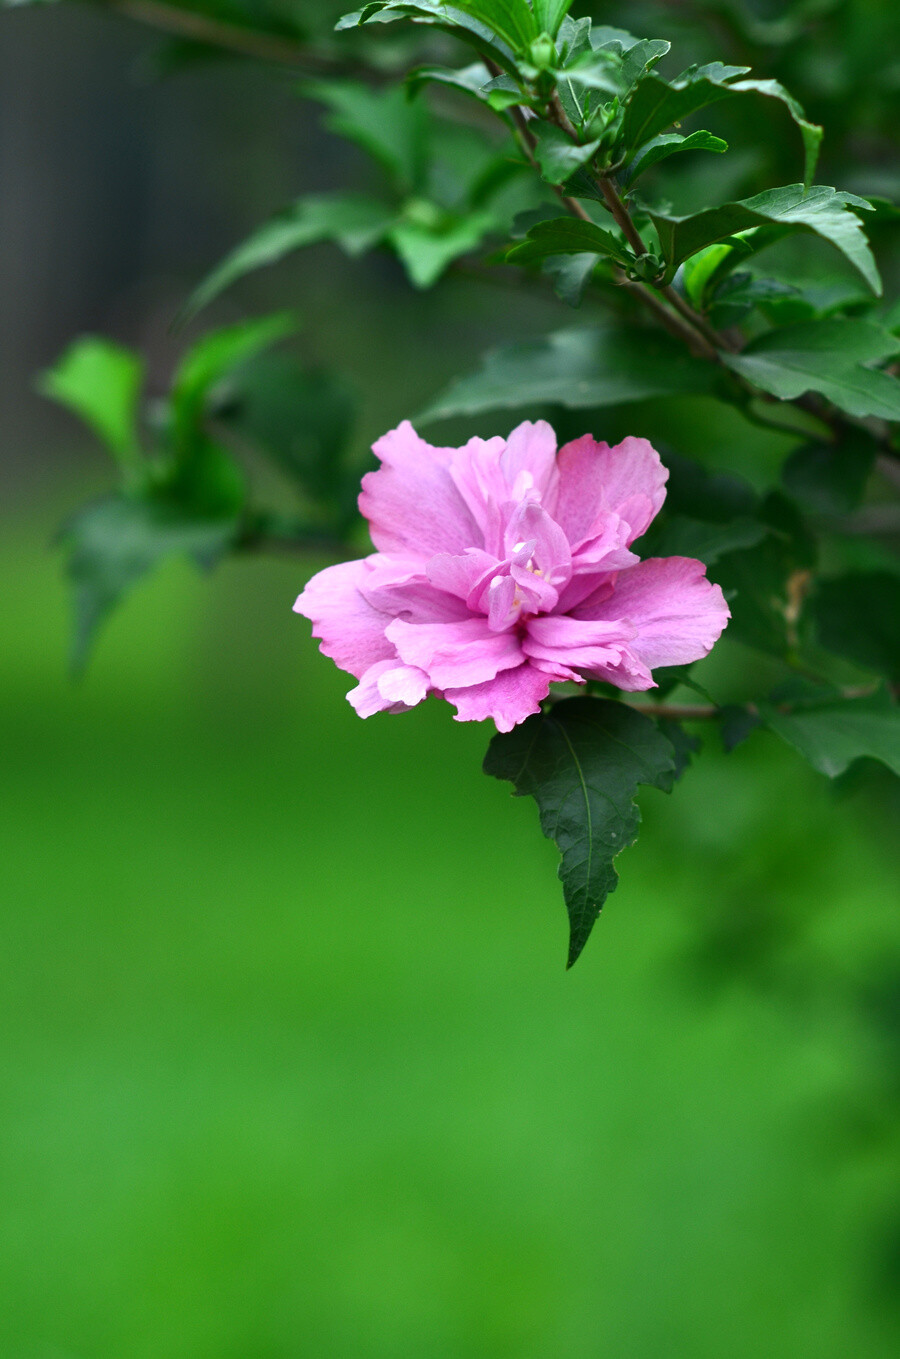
2, 485, 899, 1359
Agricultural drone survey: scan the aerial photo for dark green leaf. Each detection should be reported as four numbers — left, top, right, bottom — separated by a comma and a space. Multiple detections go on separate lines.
541, 252, 600, 306
812, 574, 900, 683
622, 63, 822, 188
215, 354, 356, 507
171, 313, 297, 450
659, 450, 758, 522
656, 719, 702, 784
782, 430, 877, 515
418, 325, 716, 421
59, 494, 238, 670
306, 80, 429, 193
484, 697, 676, 966
719, 704, 761, 752
637, 513, 769, 565
650, 186, 880, 295
506, 215, 631, 266
405, 61, 495, 103
622, 131, 728, 187
761, 690, 900, 778
721, 319, 900, 421
38, 337, 144, 467
336, 2, 519, 71
532, 124, 602, 186
181, 193, 395, 320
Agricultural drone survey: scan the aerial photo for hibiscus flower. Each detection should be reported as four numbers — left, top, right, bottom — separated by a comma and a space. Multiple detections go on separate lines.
294, 420, 729, 731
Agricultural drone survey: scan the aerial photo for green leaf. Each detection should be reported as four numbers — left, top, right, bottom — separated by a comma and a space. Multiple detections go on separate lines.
484, 697, 677, 967
214, 354, 356, 508
181, 193, 395, 320
649, 186, 881, 295
306, 80, 428, 193
59, 494, 238, 671
761, 690, 900, 778
418, 325, 716, 421
622, 62, 822, 188
622, 131, 727, 186
637, 514, 769, 565
782, 430, 877, 515
812, 574, 900, 684
336, 3, 519, 71
506, 215, 631, 266
532, 0, 573, 38
38, 338, 144, 468
541, 252, 600, 307
405, 61, 496, 104
656, 718, 702, 783
721, 319, 900, 421
171, 313, 298, 450
388, 207, 498, 286
532, 124, 602, 186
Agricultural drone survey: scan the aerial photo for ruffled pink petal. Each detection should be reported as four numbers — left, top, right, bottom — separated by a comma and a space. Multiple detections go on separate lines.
359, 554, 470, 623
425, 548, 499, 603
443, 662, 553, 732
294, 558, 393, 680
361, 421, 482, 558
348, 660, 429, 717
448, 436, 514, 558
523, 614, 635, 673
385, 616, 523, 690
574, 556, 730, 668
555, 435, 668, 547
500, 420, 559, 507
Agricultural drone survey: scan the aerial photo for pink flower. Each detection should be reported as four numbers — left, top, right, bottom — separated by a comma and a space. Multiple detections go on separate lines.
294, 421, 729, 732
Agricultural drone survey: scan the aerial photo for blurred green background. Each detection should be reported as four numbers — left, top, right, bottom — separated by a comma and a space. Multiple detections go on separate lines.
3, 3, 900, 1356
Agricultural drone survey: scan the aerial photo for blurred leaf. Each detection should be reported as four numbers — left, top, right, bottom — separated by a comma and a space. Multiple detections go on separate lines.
622, 62, 822, 188
306, 80, 429, 192
532, 123, 602, 186
38, 337, 144, 467
388, 207, 497, 286
418, 325, 716, 421
782, 430, 878, 514
217, 352, 356, 507
719, 704, 762, 752
761, 689, 900, 778
650, 186, 880, 295
656, 718, 702, 783
721, 319, 900, 420
660, 450, 759, 522
812, 573, 900, 683
622, 131, 728, 187
484, 697, 676, 967
60, 494, 238, 670
181, 193, 395, 319
712, 492, 814, 658
506, 215, 631, 266
540, 251, 600, 306
637, 514, 770, 565
171, 313, 297, 449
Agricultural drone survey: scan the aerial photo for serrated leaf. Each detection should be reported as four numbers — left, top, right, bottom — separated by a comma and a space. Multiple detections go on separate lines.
721, 319, 900, 421
181, 194, 395, 320
622, 130, 727, 186
532, 123, 602, 186
650, 186, 880, 295
39, 338, 144, 467
622, 62, 822, 188
336, 2, 519, 71
418, 325, 715, 421
761, 691, 900, 778
59, 494, 238, 671
484, 697, 676, 966
811, 573, 900, 684
506, 215, 631, 266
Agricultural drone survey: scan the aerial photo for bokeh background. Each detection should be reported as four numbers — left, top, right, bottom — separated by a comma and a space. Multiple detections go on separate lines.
3, 2, 900, 1355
